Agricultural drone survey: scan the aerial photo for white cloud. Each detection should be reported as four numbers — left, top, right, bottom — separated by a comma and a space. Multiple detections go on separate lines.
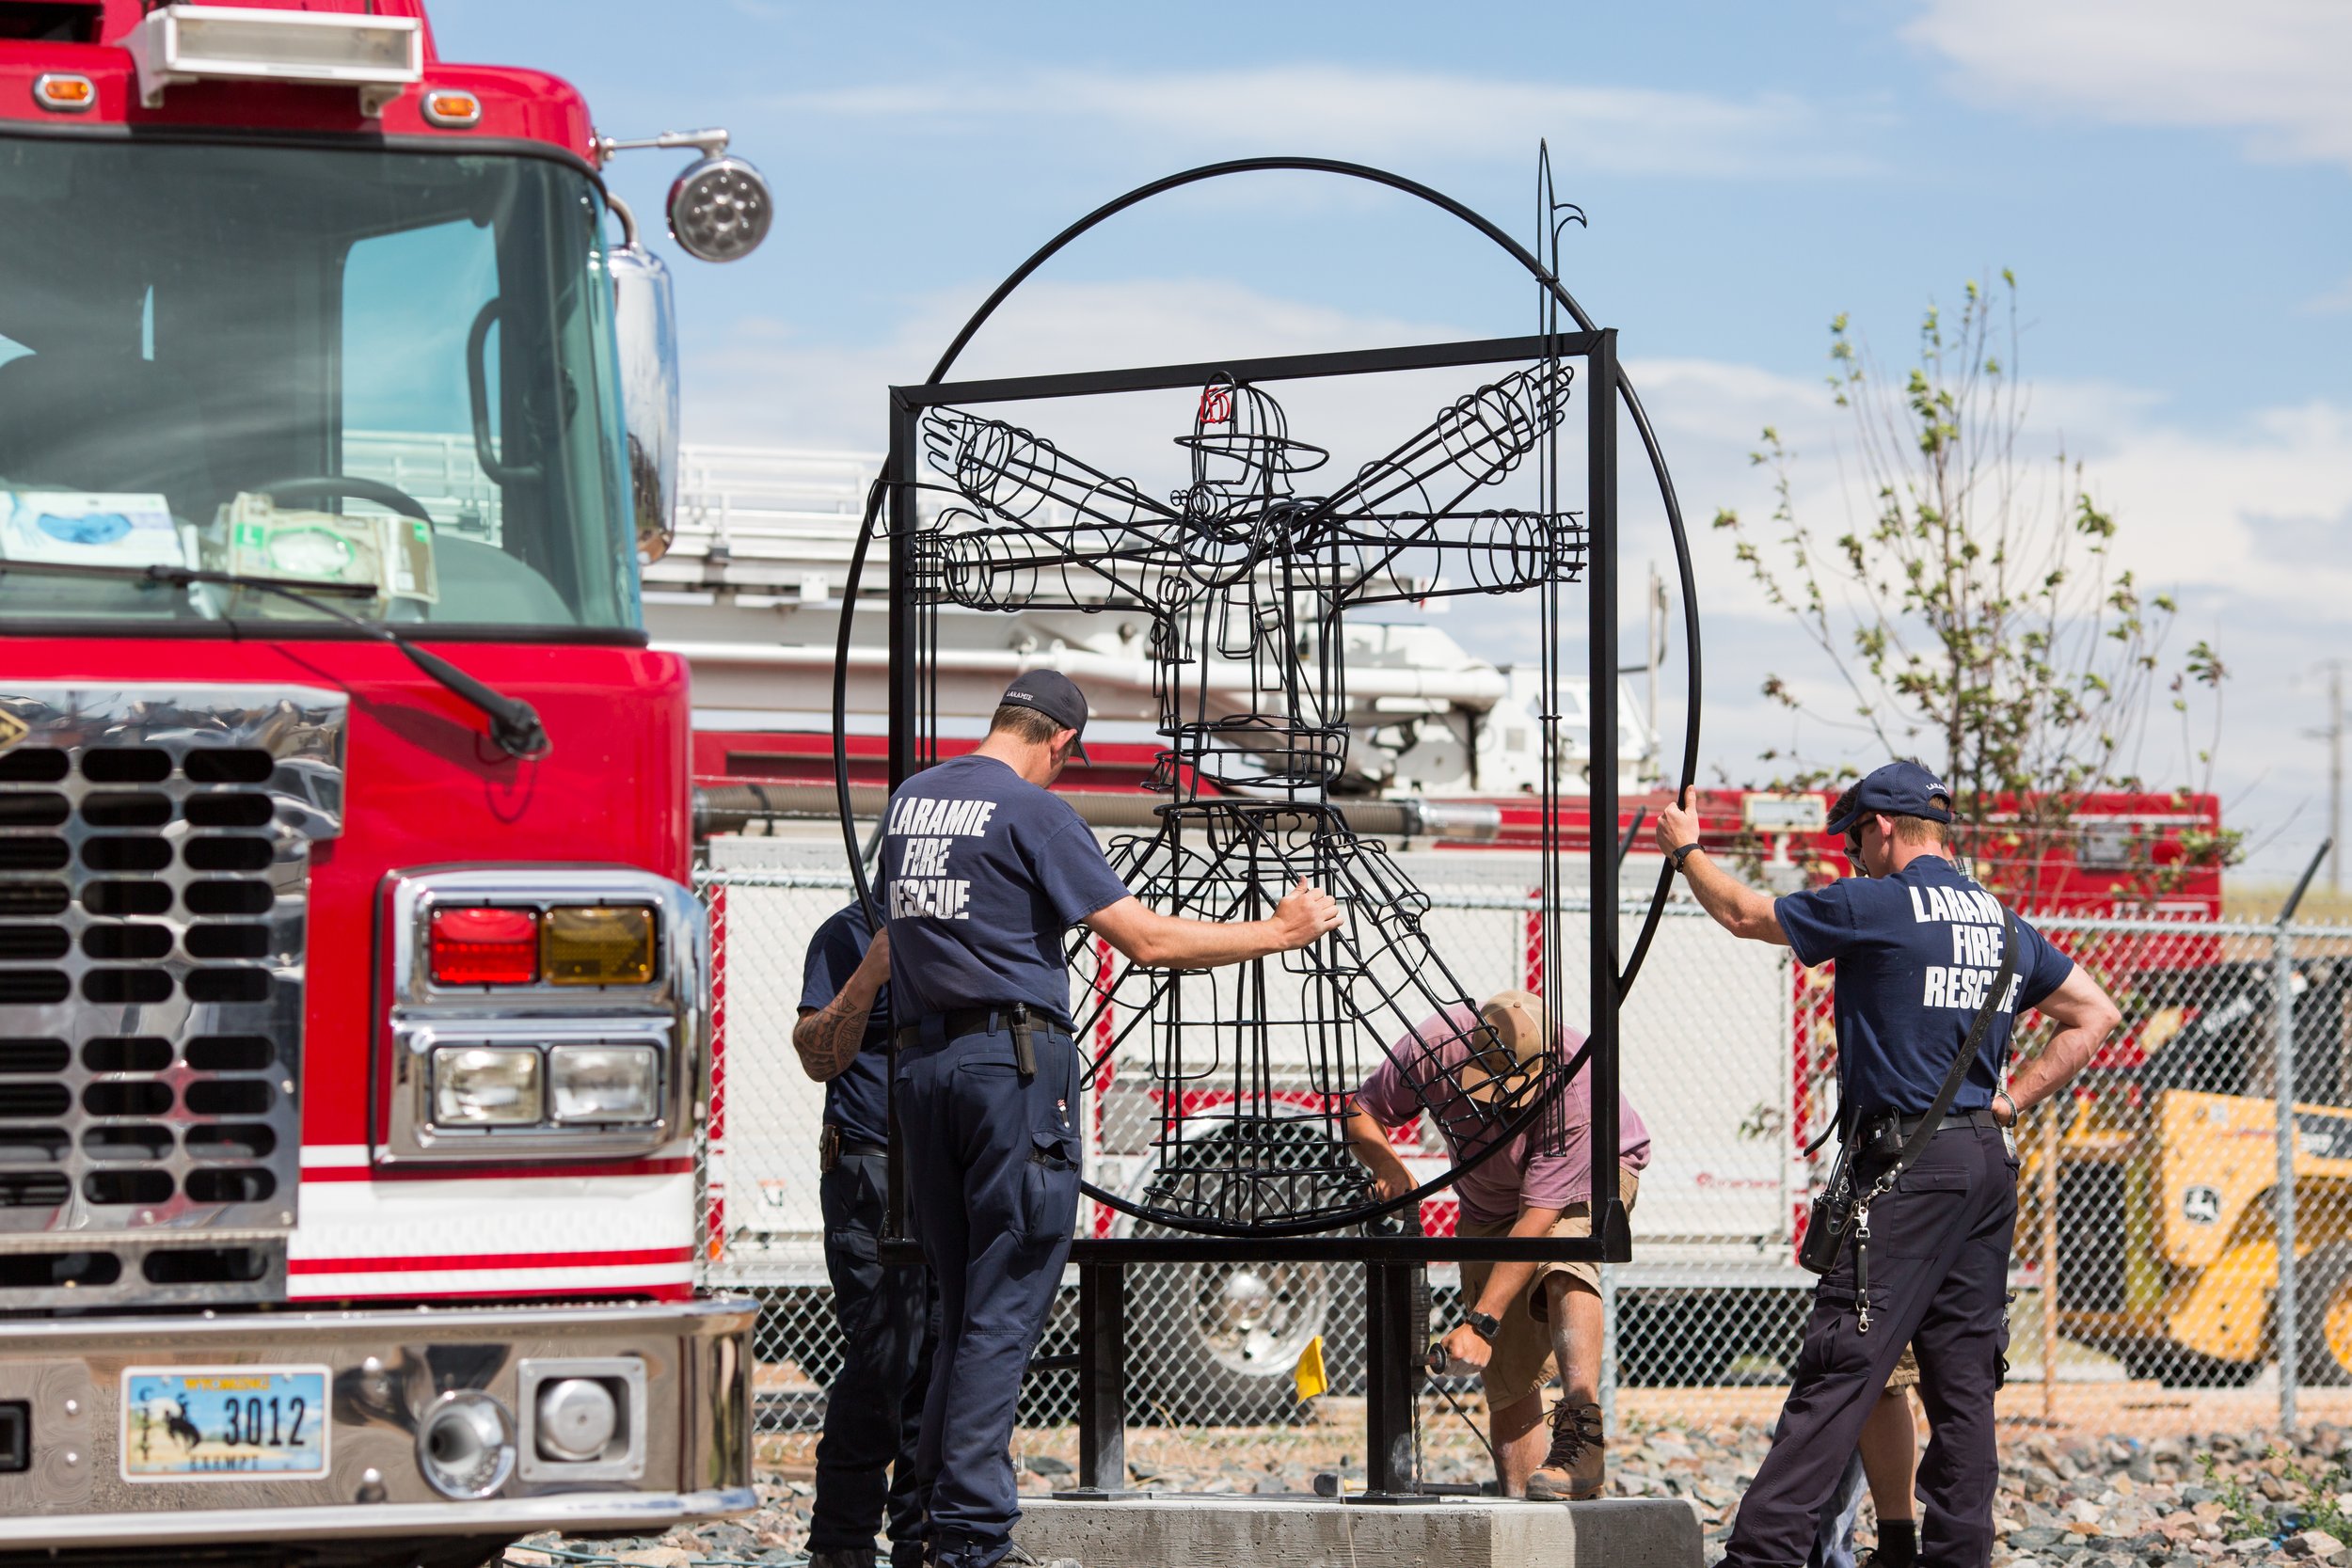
683, 276, 1467, 453
2072, 399, 2352, 612
677, 276, 2352, 872
1907, 0, 2352, 169
785, 66, 1877, 180
2305, 275, 2352, 315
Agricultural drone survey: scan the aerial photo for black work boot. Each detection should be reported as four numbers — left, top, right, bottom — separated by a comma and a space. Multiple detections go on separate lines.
1859, 1517, 1919, 1568
807, 1552, 879, 1568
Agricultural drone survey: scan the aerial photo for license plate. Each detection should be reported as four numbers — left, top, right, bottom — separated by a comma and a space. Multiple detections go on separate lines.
120, 1365, 330, 1481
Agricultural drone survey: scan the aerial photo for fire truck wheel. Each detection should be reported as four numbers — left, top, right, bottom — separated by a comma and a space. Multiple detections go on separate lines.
1120, 1120, 1377, 1425
1128, 1248, 1338, 1425
2297, 1242, 2352, 1387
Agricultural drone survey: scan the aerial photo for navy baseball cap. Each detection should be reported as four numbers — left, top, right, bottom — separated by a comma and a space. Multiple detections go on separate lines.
1826, 760, 1954, 835
1000, 671, 1091, 761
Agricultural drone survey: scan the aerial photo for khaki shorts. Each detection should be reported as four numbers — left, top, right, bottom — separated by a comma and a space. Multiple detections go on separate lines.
1888, 1344, 1918, 1391
1457, 1167, 1640, 1409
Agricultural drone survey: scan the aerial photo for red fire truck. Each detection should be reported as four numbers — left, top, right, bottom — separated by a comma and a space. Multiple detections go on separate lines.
0, 3, 763, 1558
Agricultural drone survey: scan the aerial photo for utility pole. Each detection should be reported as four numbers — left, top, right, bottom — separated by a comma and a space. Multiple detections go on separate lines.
2332, 663, 2344, 899
2311, 661, 2344, 898
1622, 562, 1669, 786
1647, 562, 1665, 764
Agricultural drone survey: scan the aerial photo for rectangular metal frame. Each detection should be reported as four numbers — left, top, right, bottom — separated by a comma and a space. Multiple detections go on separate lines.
892, 328, 1631, 1499
885, 328, 1627, 1265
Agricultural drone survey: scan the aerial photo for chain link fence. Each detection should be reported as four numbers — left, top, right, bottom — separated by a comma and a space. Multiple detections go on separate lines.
691, 856, 2352, 1485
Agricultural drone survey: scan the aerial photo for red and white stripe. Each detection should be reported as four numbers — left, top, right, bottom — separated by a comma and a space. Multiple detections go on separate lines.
288, 1146, 697, 1302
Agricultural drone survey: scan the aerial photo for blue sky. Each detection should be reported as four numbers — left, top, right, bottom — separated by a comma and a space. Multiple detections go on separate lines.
436, 0, 2352, 880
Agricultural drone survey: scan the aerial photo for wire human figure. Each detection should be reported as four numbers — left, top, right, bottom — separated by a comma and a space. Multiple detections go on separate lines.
914, 364, 1587, 1232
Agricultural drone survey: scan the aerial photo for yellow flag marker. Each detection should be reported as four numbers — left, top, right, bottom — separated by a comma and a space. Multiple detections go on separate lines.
1293, 1333, 1329, 1401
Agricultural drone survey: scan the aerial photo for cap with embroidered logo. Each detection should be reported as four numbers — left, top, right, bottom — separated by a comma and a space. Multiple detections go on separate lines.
998, 671, 1091, 762
1826, 759, 1953, 835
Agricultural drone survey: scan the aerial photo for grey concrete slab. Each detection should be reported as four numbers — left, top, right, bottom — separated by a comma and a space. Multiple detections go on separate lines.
1013, 1493, 1706, 1568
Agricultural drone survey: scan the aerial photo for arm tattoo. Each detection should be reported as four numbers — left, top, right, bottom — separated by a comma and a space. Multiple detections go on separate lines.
793, 990, 876, 1083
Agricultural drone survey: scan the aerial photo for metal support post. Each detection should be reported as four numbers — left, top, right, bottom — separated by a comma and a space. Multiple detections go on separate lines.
1071, 1260, 1129, 1497
2040, 1100, 2060, 1425
2275, 837, 2328, 1433
1597, 1260, 1619, 1435
882, 391, 918, 1248
1586, 328, 1628, 1258
2278, 918, 2300, 1433
1361, 1260, 1423, 1500
885, 390, 919, 793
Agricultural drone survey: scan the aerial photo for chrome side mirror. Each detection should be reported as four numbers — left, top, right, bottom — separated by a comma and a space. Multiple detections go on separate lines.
607, 198, 680, 563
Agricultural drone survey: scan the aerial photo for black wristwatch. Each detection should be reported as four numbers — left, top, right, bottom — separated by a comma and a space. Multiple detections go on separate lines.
1668, 842, 1703, 875
1465, 1309, 1502, 1343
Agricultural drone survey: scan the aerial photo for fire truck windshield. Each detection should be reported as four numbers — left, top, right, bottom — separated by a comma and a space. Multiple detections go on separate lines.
0, 136, 638, 634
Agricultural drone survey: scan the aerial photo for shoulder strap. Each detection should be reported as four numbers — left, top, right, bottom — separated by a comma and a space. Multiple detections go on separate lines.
1875, 907, 2019, 1190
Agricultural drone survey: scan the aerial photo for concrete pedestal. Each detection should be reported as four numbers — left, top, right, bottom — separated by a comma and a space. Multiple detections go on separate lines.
1013, 1494, 1706, 1568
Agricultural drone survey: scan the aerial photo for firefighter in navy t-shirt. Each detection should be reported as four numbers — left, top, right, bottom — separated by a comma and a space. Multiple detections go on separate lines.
882, 672, 1341, 1568
1657, 761, 2121, 1568
795, 901, 937, 1568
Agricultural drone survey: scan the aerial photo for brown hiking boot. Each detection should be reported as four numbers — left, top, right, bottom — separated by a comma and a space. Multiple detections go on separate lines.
1525, 1400, 1607, 1500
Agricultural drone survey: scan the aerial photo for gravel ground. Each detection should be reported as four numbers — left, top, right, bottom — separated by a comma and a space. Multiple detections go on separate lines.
1606, 1413, 2352, 1567
519, 1419, 2352, 1567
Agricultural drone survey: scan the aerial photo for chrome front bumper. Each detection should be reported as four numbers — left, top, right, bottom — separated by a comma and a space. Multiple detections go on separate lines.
0, 1295, 755, 1549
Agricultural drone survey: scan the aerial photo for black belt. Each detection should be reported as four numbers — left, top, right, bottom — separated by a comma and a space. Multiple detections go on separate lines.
895, 1005, 1073, 1079
1890, 1106, 2001, 1137
893, 1005, 1073, 1053
832, 1135, 888, 1160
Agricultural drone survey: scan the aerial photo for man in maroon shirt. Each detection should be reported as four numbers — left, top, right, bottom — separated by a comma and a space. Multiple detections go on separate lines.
1343, 990, 1651, 1499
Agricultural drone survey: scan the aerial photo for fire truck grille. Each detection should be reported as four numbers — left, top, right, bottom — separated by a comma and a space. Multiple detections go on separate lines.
0, 685, 344, 1307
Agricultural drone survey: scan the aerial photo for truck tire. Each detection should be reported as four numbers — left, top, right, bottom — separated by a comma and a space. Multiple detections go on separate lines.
1127, 1247, 1335, 1425
2120, 1343, 2264, 1388
1123, 1120, 1370, 1426
2297, 1243, 2352, 1387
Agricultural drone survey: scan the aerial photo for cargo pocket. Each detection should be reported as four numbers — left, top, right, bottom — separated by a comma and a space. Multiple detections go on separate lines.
1873, 1164, 1971, 1258
1020, 1132, 1081, 1249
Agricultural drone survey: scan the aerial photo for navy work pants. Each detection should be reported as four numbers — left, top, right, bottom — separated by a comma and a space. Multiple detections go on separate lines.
1806, 1446, 1870, 1568
897, 1019, 1083, 1568
809, 1150, 940, 1567
1725, 1124, 2015, 1568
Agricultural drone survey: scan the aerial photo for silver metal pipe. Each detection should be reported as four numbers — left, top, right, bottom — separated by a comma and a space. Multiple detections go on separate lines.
694, 784, 1502, 843
653, 640, 1512, 706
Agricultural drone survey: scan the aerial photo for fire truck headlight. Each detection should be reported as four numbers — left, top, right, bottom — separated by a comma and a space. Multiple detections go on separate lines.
667, 154, 772, 262
548, 1045, 660, 1125
431, 1047, 543, 1127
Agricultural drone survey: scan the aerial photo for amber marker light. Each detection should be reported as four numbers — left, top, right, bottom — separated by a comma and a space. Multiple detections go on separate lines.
428, 907, 541, 986
33, 75, 95, 113
421, 88, 481, 128
542, 906, 655, 986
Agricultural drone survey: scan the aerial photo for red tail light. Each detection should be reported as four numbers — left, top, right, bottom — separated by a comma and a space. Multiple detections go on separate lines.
429, 907, 540, 985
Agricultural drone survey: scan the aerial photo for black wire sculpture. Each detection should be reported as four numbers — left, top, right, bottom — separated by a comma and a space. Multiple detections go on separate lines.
836, 152, 1702, 1252
915, 366, 1585, 1237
